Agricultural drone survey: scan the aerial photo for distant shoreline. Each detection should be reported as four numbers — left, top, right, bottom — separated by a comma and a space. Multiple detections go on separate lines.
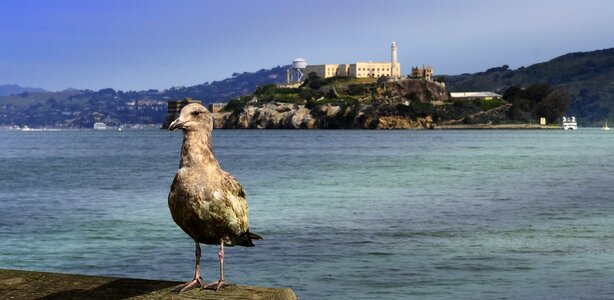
434, 124, 561, 130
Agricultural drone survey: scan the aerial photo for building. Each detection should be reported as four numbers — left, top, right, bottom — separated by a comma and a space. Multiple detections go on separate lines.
208, 103, 226, 113
302, 42, 401, 79
161, 97, 202, 129
411, 65, 434, 81
304, 62, 401, 79
450, 92, 502, 101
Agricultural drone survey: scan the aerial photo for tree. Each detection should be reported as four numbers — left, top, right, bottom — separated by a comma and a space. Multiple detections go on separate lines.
254, 84, 277, 95
534, 89, 570, 122
523, 83, 552, 104
298, 88, 314, 100
302, 72, 326, 90
503, 83, 570, 122
507, 101, 526, 121
503, 85, 523, 103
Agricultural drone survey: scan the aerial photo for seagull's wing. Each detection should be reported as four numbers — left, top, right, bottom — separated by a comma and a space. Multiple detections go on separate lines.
218, 171, 250, 233
168, 174, 179, 209
219, 171, 262, 244
221, 171, 246, 199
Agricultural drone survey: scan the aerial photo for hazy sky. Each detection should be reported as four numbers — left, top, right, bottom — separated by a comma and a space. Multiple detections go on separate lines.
1, 0, 613, 91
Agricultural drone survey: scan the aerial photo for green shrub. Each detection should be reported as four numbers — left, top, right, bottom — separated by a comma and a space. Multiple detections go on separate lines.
298, 88, 314, 100
223, 98, 246, 112
254, 84, 277, 95
347, 84, 367, 95
477, 98, 507, 111
395, 102, 433, 118
272, 93, 300, 103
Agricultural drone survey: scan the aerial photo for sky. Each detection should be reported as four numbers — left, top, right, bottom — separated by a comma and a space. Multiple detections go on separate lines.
1, 0, 613, 92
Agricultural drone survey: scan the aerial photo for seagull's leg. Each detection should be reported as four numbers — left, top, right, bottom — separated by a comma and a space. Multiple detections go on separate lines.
204, 241, 229, 290
175, 240, 205, 292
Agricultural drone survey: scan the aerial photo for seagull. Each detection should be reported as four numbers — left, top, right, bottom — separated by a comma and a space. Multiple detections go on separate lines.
168, 103, 262, 292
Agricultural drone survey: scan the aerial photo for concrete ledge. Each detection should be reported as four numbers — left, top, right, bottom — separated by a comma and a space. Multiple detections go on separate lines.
0, 269, 297, 300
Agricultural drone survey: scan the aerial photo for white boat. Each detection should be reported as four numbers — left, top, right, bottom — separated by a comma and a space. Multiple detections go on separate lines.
93, 122, 107, 130
603, 120, 611, 131
562, 116, 577, 130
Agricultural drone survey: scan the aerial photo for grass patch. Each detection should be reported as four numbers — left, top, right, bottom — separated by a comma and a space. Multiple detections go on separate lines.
476, 98, 507, 111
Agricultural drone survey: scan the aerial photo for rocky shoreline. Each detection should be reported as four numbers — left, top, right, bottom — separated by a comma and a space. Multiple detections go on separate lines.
211, 102, 552, 130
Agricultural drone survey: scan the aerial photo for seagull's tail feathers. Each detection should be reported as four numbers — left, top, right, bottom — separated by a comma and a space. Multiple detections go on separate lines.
249, 231, 263, 240
238, 230, 263, 247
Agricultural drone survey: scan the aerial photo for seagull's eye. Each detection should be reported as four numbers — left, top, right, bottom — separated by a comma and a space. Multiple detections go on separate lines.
192, 111, 200, 117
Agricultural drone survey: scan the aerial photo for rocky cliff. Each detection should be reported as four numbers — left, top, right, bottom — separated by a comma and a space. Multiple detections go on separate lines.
221, 103, 316, 129
377, 80, 449, 103
214, 102, 434, 129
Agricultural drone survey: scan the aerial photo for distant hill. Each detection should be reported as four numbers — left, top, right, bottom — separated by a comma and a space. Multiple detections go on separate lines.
445, 48, 614, 125
0, 84, 47, 97
157, 65, 288, 104
0, 66, 288, 127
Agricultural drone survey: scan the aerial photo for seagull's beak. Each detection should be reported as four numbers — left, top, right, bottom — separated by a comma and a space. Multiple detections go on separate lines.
168, 118, 184, 131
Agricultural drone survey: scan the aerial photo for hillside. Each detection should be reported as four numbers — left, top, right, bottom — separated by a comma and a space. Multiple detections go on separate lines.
156, 65, 288, 103
0, 66, 288, 127
0, 84, 47, 97
445, 48, 614, 125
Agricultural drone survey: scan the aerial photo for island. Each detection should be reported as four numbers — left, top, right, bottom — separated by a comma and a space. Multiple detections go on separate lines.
160, 74, 567, 130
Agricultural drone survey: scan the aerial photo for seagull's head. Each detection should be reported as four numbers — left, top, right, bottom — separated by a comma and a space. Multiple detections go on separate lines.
169, 103, 213, 132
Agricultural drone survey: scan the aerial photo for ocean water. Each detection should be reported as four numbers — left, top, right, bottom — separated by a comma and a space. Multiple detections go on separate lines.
1, 129, 614, 299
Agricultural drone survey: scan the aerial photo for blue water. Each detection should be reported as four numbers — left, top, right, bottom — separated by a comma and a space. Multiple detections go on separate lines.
1, 129, 614, 299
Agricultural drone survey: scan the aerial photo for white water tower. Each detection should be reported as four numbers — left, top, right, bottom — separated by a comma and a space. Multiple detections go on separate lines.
288, 58, 308, 82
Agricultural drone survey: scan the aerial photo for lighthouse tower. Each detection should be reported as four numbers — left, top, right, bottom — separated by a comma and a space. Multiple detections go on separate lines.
391, 41, 399, 79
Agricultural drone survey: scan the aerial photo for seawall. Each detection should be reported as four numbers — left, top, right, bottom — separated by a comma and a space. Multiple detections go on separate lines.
0, 269, 297, 300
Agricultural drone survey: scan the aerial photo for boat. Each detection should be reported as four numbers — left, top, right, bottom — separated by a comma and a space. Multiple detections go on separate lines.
603, 120, 611, 131
93, 122, 107, 130
562, 116, 577, 130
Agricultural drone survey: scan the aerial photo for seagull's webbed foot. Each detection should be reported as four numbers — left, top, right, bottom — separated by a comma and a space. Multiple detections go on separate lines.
204, 279, 230, 291
175, 276, 205, 293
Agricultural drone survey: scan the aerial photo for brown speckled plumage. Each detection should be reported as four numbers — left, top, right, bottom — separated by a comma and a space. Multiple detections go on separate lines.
168, 103, 261, 292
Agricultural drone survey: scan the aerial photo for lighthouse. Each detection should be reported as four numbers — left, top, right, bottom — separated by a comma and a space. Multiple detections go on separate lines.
391, 41, 399, 79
